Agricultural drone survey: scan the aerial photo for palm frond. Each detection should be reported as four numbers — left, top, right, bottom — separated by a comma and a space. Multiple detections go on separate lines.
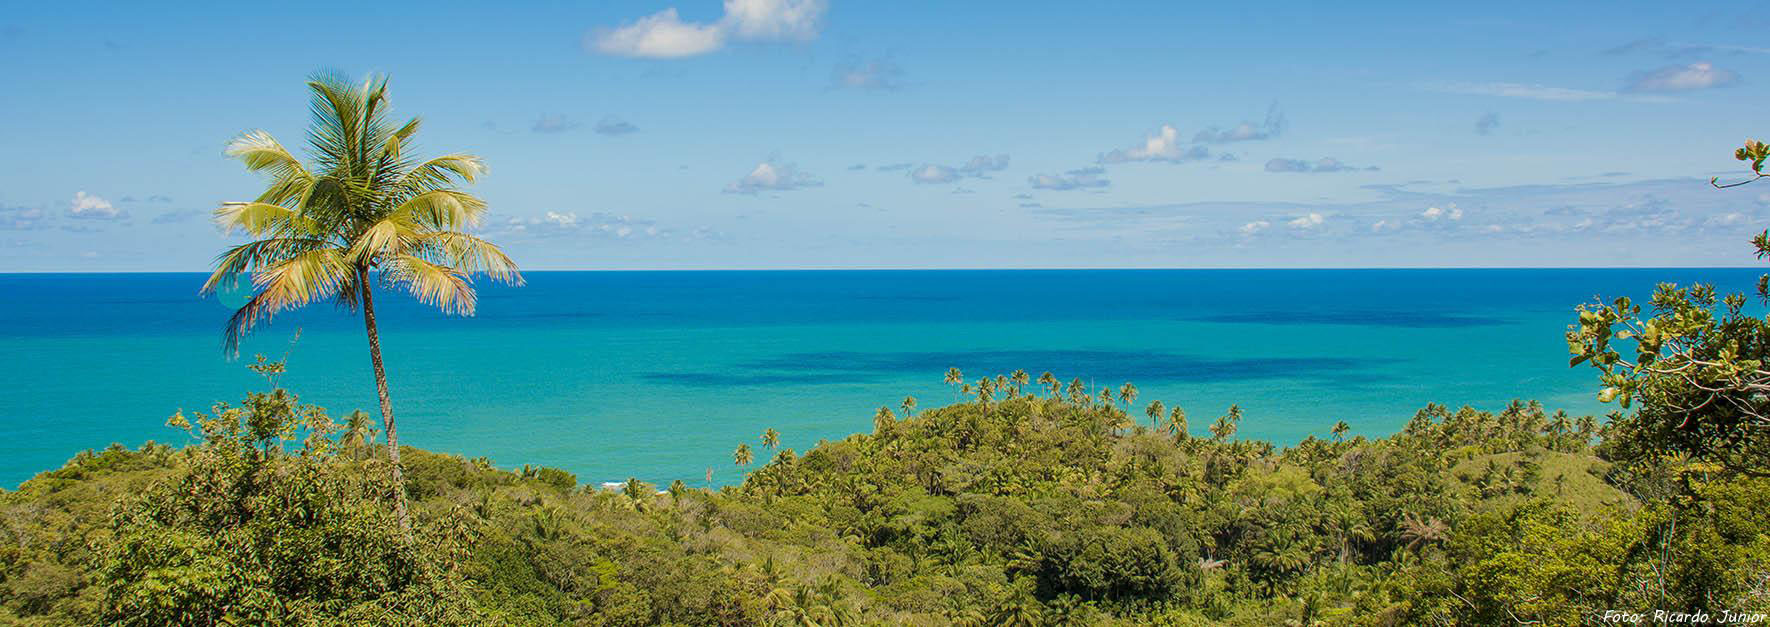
382, 254, 476, 316
221, 247, 353, 353
213, 202, 319, 237
417, 230, 523, 284
390, 190, 486, 230
201, 237, 332, 294
394, 154, 486, 195
348, 215, 418, 265
225, 130, 311, 182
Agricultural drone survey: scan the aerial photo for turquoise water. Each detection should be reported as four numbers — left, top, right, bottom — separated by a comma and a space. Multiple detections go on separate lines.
0, 269, 1756, 489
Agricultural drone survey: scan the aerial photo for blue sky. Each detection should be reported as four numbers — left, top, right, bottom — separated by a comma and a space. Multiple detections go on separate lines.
2, 1, 1768, 270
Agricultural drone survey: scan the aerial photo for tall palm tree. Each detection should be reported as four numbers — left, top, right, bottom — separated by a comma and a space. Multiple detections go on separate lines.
1331, 420, 1350, 442
1145, 400, 1166, 431
1037, 371, 1058, 398
1168, 406, 1188, 439
761, 427, 781, 451
1010, 369, 1030, 398
203, 73, 521, 530
734, 443, 754, 467
944, 367, 964, 401
899, 395, 917, 418
1210, 405, 1243, 442
1117, 382, 1138, 408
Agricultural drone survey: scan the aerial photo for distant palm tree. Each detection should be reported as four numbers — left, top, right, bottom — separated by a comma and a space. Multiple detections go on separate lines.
734, 443, 754, 467
1118, 382, 1138, 408
944, 367, 964, 401
761, 427, 781, 451
1098, 387, 1114, 408
203, 73, 521, 531
900, 395, 917, 418
1066, 378, 1087, 405
1168, 406, 1188, 438
976, 376, 997, 406
1145, 400, 1166, 431
1011, 369, 1030, 397
1399, 512, 1448, 552
1037, 371, 1058, 398
1331, 420, 1350, 442
1210, 405, 1243, 442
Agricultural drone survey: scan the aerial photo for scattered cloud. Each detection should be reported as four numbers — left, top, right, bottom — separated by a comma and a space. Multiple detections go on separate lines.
1264, 157, 1377, 173
958, 154, 1010, 176
875, 163, 913, 172
593, 116, 639, 135
1239, 220, 1271, 236
0, 205, 47, 230
847, 164, 867, 171
1475, 112, 1500, 136
1287, 213, 1326, 229
590, 0, 826, 58
832, 58, 905, 90
907, 154, 1009, 184
1421, 205, 1464, 221
498, 211, 666, 239
532, 114, 579, 134
67, 191, 126, 220
909, 164, 959, 184
1193, 104, 1285, 144
1098, 125, 1213, 164
724, 159, 821, 194
1030, 167, 1110, 191
1623, 62, 1739, 92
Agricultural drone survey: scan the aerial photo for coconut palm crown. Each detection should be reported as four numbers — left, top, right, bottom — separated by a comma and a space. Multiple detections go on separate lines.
201, 72, 521, 528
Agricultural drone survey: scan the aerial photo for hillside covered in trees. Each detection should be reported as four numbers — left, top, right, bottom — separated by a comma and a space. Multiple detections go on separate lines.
1, 358, 1764, 624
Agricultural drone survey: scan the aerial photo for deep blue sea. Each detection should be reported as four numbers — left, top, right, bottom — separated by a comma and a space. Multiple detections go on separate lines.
0, 269, 1757, 489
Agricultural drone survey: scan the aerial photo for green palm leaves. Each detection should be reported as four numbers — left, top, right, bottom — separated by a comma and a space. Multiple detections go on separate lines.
202, 73, 521, 353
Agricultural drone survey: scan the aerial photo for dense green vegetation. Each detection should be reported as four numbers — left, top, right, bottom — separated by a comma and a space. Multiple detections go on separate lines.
2, 352, 1765, 624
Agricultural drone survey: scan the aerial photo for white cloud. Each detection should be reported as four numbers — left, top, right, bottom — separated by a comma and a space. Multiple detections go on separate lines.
1370, 219, 1398, 233
909, 164, 960, 184
532, 114, 579, 134
725, 160, 821, 194
1421, 205, 1464, 221
67, 191, 125, 220
590, 9, 724, 58
906, 154, 1008, 184
0, 206, 46, 230
500, 211, 665, 239
1029, 167, 1110, 191
722, 0, 825, 41
1239, 220, 1271, 236
1287, 213, 1325, 229
590, 0, 826, 58
1098, 125, 1212, 164
1624, 63, 1739, 92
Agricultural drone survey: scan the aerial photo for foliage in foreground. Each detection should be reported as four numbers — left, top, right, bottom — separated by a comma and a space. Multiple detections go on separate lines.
2, 371, 1765, 625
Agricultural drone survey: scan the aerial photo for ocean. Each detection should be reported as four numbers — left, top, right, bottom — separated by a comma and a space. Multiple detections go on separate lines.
0, 268, 1756, 489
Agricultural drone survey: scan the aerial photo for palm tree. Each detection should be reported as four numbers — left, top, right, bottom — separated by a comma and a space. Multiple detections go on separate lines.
1118, 382, 1138, 408
734, 443, 754, 467
944, 367, 964, 401
1399, 512, 1448, 552
1037, 371, 1058, 398
900, 395, 917, 418
203, 73, 520, 530
1331, 420, 1350, 443
1168, 406, 1188, 438
761, 427, 781, 451
1210, 405, 1243, 442
1010, 369, 1030, 397
1066, 378, 1087, 405
1145, 400, 1166, 431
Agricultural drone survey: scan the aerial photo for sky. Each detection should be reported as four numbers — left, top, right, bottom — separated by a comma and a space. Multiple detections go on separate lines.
2, 0, 1768, 271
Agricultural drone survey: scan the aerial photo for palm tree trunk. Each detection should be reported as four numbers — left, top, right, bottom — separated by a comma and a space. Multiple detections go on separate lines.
358, 266, 411, 533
